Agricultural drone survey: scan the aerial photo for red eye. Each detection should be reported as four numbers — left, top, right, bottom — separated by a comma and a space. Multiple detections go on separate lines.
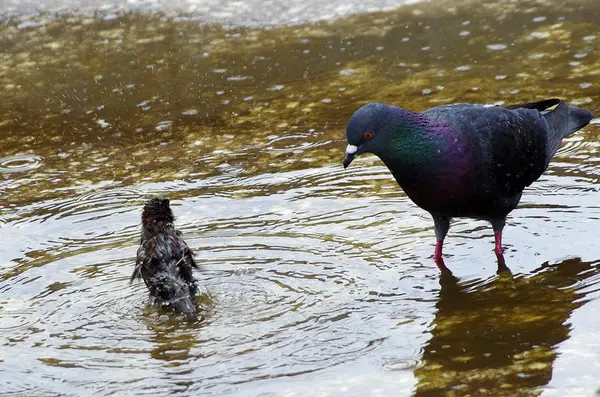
364, 131, 374, 139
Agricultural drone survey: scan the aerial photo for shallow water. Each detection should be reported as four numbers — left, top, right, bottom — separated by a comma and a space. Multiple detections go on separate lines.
1, 0, 600, 396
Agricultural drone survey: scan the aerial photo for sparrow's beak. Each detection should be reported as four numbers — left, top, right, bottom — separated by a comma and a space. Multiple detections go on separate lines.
343, 144, 358, 169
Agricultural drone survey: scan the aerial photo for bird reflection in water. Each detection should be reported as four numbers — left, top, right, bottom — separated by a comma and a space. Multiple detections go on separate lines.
414, 258, 598, 396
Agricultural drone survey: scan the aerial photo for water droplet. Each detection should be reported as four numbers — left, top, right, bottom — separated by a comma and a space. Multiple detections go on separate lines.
233, 267, 257, 276
456, 65, 471, 71
267, 84, 285, 91
155, 121, 172, 132
376, 46, 384, 51
583, 35, 596, 41
212, 68, 227, 74
321, 98, 332, 103
580, 82, 592, 89
574, 52, 588, 59
182, 109, 199, 116
530, 31, 550, 39
17, 20, 45, 29
227, 76, 250, 81
459, 31, 470, 36
495, 75, 507, 80
487, 44, 507, 51
243, 96, 254, 102
422, 89, 432, 95
528, 53, 545, 59
95, 119, 110, 128
532, 16, 547, 23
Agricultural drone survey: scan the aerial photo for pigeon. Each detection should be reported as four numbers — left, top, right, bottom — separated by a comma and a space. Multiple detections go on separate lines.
131, 197, 199, 317
343, 99, 593, 267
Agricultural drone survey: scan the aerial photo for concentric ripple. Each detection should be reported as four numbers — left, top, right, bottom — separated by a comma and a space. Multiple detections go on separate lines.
2, 0, 600, 396
0, 154, 42, 173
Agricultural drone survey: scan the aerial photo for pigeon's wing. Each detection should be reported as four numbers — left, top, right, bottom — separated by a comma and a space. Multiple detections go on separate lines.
485, 108, 549, 194
427, 105, 549, 195
503, 98, 560, 112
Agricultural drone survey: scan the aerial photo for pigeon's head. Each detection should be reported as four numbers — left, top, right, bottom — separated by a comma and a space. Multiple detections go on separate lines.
343, 102, 394, 168
142, 196, 174, 225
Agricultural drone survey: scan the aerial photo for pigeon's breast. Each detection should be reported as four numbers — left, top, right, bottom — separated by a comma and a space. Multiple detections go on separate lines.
386, 129, 493, 216
396, 169, 521, 218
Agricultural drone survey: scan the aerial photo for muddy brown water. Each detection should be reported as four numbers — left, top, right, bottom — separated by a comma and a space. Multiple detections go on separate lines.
1, 0, 600, 395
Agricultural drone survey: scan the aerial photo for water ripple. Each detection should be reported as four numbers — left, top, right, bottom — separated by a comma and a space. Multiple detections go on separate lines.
0, 154, 42, 173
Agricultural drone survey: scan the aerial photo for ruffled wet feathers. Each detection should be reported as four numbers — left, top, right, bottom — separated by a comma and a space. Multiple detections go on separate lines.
132, 197, 200, 318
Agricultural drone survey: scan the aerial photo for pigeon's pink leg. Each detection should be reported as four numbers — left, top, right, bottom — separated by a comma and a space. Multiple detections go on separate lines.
494, 232, 503, 256
434, 240, 444, 262
432, 215, 451, 268
433, 241, 452, 273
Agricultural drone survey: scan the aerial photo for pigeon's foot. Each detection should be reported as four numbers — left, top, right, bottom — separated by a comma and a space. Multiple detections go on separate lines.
433, 240, 453, 273
495, 253, 512, 274
494, 233, 511, 274
434, 257, 453, 275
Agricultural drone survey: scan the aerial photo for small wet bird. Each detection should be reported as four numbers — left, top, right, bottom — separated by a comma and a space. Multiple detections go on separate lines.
131, 197, 199, 317
343, 99, 593, 267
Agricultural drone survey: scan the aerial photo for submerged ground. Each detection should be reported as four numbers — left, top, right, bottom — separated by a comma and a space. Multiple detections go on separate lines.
1, 0, 600, 395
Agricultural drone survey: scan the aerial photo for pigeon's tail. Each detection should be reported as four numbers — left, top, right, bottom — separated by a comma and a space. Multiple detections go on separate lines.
543, 100, 594, 165
565, 106, 594, 136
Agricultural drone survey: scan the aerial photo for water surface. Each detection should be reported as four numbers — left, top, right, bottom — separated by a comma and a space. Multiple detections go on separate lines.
1, 0, 600, 395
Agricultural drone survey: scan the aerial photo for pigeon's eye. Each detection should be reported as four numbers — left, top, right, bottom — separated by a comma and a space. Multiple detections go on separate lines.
363, 131, 375, 140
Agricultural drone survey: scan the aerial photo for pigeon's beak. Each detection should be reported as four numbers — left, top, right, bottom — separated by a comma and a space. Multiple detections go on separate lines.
343, 144, 358, 169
